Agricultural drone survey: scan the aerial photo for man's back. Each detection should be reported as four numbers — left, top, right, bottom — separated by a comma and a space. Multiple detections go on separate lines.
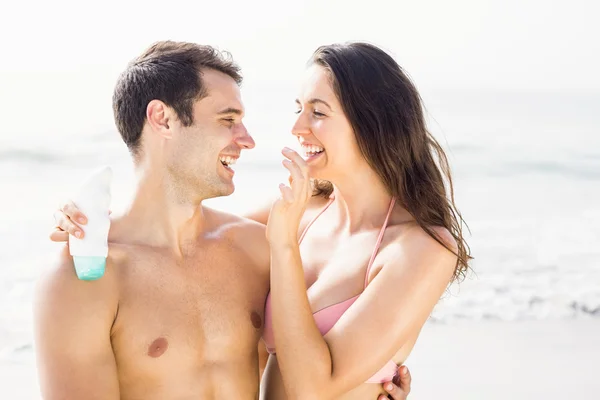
35, 207, 270, 399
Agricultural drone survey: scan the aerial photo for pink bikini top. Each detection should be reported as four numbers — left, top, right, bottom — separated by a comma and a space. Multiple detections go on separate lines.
262, 196, 398, 384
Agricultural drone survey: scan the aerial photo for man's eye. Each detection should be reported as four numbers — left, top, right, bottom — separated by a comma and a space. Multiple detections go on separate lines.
313, 111, 325, 117
294, 109, 302, 115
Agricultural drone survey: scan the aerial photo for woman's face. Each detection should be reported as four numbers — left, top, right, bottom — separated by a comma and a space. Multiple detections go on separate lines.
292, 64, 363, 181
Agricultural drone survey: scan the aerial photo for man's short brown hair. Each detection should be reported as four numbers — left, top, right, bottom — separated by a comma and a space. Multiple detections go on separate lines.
112, 41, 242, 156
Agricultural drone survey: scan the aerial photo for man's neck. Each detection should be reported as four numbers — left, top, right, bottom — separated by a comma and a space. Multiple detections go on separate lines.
109, 165, 211, 256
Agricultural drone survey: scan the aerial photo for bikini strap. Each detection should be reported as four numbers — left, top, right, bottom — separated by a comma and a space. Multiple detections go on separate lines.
364, 197, 396, 288
298, 195, 335, 244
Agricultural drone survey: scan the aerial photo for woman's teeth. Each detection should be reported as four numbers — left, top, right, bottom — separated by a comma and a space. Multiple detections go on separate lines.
301, 145, 325, 157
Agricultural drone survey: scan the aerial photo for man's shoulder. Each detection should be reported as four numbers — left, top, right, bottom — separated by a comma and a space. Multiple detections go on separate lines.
206, 206, 267, 236
35, 244, 119, 313
205, 207, 270, 271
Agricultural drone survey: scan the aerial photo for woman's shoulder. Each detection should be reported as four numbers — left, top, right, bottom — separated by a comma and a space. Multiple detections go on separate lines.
375, 223, 459, 283
390, 223, 458, 255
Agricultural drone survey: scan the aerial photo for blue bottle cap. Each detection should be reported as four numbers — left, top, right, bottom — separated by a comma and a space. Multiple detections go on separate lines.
73, 256, 106, 281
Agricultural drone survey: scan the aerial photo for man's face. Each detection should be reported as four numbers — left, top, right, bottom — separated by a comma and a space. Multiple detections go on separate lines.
167, 69, 255, 199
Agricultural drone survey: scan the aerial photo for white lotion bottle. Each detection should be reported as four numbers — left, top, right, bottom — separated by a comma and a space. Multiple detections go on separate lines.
68, 166, 113, 280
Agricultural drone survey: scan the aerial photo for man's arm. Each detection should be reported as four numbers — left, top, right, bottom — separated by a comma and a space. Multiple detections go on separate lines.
34, 245, 120, 399
380, 365, 412, 400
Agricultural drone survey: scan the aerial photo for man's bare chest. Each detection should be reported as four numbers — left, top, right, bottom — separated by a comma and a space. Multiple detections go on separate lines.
109, 249, 269, 371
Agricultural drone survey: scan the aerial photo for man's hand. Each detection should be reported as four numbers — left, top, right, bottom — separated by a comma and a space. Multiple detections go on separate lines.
378, 365, 411, 400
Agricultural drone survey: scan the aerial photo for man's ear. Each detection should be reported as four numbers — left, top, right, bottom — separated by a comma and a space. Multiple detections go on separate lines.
146, 100, 174, 139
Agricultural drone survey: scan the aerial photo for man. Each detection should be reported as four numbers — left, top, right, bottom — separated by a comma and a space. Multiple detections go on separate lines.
37, 41, 411, 399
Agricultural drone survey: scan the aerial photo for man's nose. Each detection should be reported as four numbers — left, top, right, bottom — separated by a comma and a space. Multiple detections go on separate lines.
234, 124, 255, 149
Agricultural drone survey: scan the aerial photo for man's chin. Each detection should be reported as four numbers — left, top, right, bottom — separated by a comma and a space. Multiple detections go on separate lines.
217, 181, 235, 197
222, 185, 235, 197
201, 181, 235, 201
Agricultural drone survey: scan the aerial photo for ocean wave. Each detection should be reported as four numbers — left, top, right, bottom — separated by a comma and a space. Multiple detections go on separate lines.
0, 140, 127, 167
499, 160, 600, 180
0, 149, 69, 165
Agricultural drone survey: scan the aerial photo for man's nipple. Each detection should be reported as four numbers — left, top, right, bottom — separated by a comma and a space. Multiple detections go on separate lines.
251, 311, 262, 330
148, 337, 169, 358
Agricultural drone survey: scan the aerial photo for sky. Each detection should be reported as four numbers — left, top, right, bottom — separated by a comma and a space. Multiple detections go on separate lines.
0, 0, 598, 145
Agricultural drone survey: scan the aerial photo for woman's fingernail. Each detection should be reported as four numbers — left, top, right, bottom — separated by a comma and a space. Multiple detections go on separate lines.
283, 147, 292, 152
79, 217, 87, 224
386, 383, 394, 391
75, 231, 82, 238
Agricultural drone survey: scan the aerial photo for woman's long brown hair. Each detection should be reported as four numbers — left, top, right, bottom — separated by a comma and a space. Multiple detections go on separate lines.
311, 42, 472, 282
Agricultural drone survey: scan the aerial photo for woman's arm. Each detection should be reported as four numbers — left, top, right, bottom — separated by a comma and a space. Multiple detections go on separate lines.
269, 227, 455, 399
242, 201, 274, 225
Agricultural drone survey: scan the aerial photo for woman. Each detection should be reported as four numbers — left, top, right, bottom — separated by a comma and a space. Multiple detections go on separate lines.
260, 42, 470, 399
52, 42, 469, 399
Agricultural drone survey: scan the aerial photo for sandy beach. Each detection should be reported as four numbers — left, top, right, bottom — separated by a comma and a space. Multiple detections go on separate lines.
407, 319, 600, 399
2, 319, 598, 399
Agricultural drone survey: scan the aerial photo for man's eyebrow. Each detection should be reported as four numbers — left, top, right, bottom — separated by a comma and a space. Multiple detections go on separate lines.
295, 98, 332, 109
217, 107, 243, 116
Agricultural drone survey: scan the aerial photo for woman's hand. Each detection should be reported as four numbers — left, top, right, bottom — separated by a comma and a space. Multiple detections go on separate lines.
266, 147, 313, 245
49, 201, 89, 242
